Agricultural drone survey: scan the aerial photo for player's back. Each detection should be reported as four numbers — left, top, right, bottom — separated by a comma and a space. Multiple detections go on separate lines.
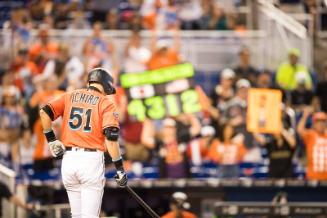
58, 88, 118, 151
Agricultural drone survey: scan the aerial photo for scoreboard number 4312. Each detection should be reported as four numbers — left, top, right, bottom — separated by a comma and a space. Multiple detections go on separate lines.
127, 89, 201, 121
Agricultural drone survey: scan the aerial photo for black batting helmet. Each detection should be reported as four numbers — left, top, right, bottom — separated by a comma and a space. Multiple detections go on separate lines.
87, 68, 116, 95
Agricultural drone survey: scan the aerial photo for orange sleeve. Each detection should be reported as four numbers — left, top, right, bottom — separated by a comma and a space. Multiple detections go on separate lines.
101, 97, 120, 130
302, 130, 313, 146
47, 93, 67, 120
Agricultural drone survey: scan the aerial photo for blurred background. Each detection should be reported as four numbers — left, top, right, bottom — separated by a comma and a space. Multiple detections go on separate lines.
0, 0, 327, 217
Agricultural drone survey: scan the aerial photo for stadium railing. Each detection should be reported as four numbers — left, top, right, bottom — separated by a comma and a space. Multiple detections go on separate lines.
257, 0, 313, 69
0, 163, 16, 218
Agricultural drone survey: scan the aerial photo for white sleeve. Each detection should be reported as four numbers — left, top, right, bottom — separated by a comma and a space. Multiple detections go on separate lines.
42, 60, 55, 78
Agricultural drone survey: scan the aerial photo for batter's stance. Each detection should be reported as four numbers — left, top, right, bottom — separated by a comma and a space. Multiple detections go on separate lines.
39, 68, 127, 218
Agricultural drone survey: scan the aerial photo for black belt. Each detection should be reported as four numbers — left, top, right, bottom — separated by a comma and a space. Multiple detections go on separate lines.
65, 147, 97, 152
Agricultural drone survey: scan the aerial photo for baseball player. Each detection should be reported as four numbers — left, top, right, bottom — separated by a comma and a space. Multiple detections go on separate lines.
39, 68, 127, 218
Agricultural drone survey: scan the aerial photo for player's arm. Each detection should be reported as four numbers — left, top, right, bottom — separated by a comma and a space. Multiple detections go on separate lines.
104, 127, 127, 187
39, 94, 66, 157
39, 106, 66, 157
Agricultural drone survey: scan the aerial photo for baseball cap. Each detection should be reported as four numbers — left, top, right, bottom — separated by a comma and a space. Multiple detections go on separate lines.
313, 112, 327, 122
236, 78, 251, 89
295, 72, 307, 85
171, 192, 190, 209
156, 39, 170, 49
288, 48, 300, 57
201, 126, 215, 137
163, 118, 176, 127
221, 68, 235, 80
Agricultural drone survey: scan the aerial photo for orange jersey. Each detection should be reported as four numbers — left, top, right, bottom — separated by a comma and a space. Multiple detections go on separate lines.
207, 139, 246, 165
47, 88, 119, 151
161, 211, 197, 218
147, 49, 180, 70
303, 129, 327, 180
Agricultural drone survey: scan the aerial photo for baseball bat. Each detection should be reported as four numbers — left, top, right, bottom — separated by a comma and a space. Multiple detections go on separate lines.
125, 185, 160, 218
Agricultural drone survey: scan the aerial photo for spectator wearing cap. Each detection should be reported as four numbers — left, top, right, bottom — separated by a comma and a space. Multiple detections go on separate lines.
276, 48, 312, 91
298, 107, 327, 180
211, 68, 235, 111
234, 47, 259, 86
161, 192, 197, 218
290, 72, 314, 111
313, 62, 327, 113
221, 79, 250, 126
147, 30, 181, 70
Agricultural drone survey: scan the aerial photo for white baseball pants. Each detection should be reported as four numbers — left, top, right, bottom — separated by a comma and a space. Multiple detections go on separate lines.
61, 149, 105, 218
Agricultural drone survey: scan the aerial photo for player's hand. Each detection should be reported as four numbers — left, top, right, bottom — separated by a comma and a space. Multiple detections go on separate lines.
114, 170, 127, 187
48, 140, 66, 157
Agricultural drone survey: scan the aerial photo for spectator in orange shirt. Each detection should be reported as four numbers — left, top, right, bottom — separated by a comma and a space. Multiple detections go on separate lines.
207, 124, 246, 178
11, 48, 39, 96
162, 192, 197, 218
29, 75, 64, 173
28, 27, 58, 72
147, 29, 181, 70
298, 107, 327, 180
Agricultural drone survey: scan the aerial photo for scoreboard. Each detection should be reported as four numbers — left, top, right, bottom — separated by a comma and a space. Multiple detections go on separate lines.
120, 63, 201, 121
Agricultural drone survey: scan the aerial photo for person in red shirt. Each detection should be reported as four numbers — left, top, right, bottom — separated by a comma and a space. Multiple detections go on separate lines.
298, 107, 327, 180
161, 192, 197, 218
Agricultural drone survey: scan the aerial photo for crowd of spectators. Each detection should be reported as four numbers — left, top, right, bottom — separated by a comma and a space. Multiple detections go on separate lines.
0, 1, 326, 183
2, 0, 246, 37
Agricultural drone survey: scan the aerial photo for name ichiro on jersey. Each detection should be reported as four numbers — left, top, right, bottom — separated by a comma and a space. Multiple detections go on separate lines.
71, 92, 100, 105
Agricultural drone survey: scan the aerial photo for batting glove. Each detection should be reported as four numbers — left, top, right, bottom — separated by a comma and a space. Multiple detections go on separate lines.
114, 170, 128, 187
48, 140, 66, 157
